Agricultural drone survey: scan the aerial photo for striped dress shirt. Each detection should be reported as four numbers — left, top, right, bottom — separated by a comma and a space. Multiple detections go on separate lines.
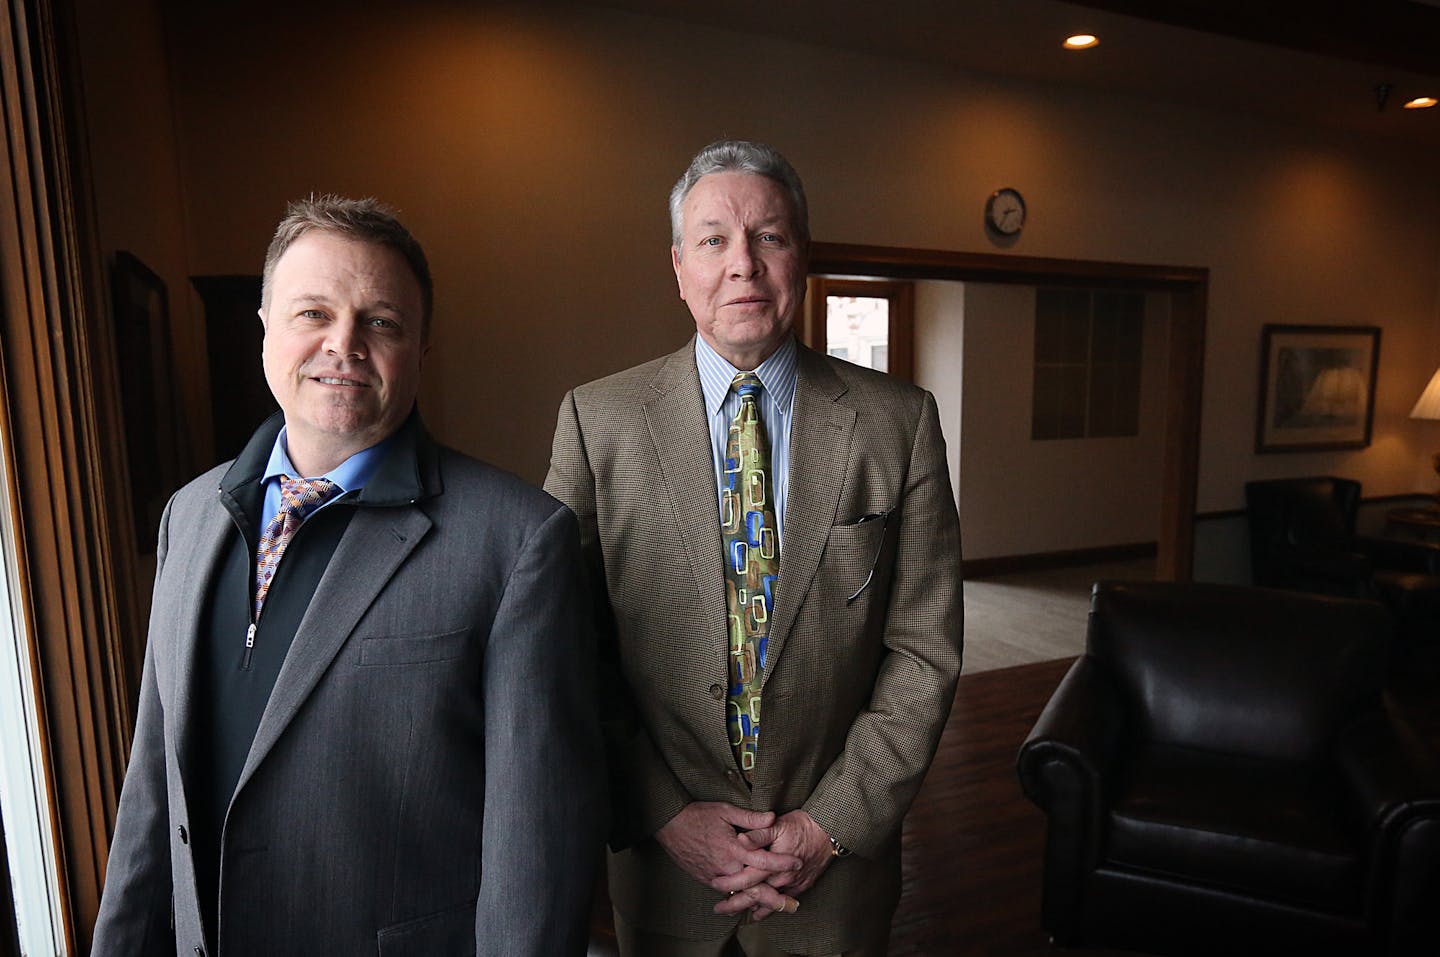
695, 334, 797, 543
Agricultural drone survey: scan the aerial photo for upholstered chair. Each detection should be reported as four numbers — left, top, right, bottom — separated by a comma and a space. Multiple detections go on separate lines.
1018, 581, 1440, 956
1245, 476, 1440, 675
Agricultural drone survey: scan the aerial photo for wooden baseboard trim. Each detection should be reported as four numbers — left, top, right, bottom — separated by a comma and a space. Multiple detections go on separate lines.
964, 542, 1158, 579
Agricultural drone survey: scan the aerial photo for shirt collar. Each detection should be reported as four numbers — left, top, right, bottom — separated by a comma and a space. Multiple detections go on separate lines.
262, 426, 391, 495
695, 334, 799, 418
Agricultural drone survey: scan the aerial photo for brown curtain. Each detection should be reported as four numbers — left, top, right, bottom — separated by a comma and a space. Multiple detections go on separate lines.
0, 0, 147, 950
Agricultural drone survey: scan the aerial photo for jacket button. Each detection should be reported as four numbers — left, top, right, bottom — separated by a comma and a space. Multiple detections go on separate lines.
709, 683, 724, 700
177, 825, 188, 844
725, 769, 740, 783
194, 947, 205, 956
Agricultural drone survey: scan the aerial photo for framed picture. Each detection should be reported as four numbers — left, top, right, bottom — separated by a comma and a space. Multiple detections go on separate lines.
1256, 324, 1380, 453
110, 251, 186, 551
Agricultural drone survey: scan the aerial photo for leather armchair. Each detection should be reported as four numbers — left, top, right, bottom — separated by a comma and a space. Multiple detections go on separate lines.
1245, 476, 1440, 673
1018, 581, 1440, 956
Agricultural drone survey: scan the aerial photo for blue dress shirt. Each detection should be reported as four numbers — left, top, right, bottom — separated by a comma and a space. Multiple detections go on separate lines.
258, 427, 391, 537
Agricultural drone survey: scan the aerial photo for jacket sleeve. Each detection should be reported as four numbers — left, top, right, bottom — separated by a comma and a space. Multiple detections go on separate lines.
474, 503, 607, 956
801, 392, 965, 858
91, 497, 178, 956
544, 390, 692, 848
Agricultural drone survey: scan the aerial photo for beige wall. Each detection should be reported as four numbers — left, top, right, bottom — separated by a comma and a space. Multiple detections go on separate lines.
72, 0, 203, 462
939, 284, 1169, 560
913, 280, 965, 507
79, 0, 1440, 517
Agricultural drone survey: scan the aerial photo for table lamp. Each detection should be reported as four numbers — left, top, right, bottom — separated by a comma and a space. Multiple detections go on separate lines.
1409, 367, 1440, 500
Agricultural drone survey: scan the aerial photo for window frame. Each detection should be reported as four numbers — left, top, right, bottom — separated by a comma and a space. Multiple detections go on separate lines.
803, 277, 915, 382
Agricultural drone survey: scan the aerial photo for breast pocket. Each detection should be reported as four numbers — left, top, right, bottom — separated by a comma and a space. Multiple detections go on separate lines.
358, 626, 471, 666
822, 509, 894, 603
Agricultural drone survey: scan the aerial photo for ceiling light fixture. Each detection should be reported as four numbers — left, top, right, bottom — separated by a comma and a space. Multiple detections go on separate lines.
1063, 34, 1099, 50
1404, 96, 1438, 109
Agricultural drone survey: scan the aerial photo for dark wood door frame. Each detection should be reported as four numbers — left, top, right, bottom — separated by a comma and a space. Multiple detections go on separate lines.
807, 241, 1208, 581
803, 276, 916, 382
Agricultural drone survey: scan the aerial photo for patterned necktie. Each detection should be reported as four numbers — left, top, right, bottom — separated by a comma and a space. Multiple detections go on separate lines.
722, 372, 780, 781
254, 475, 340, 618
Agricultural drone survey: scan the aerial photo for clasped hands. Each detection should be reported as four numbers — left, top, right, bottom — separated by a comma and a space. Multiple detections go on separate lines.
655, 801, 835, 920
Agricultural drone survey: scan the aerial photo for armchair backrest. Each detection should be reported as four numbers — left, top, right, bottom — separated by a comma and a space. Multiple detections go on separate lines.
1086, 581, 1388, 762
1245, 476, 1361, 585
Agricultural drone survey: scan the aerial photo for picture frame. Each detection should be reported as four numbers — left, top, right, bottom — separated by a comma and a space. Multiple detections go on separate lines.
110, 251, 186, 552
1255, 324, 1380, 453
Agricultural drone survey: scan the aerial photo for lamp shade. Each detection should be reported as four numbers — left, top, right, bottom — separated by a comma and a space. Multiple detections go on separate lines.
1411, 368, 1440, 420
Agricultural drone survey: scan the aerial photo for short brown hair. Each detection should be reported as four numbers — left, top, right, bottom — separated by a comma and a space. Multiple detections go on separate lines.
261, 194, 434, 335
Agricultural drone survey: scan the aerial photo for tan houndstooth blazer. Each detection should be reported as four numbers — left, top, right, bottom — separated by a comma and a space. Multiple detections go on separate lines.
546, 337, 964, 952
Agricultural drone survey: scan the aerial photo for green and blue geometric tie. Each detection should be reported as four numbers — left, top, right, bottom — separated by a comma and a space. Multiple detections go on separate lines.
722, 372, 779, 782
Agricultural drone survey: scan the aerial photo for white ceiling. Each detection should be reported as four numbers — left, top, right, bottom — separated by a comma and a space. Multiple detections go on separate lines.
583, 0, 1440, 152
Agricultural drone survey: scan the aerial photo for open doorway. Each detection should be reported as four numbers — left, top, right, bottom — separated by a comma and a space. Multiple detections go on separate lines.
805, 242, 1206, 583
946, 281, 1170, 572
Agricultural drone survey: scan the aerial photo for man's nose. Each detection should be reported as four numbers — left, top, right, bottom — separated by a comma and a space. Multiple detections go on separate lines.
323, 316, 366, 358
728, 241, 762, 279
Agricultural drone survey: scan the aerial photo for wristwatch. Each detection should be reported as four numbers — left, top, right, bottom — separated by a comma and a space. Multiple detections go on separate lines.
828, 836, 852, 858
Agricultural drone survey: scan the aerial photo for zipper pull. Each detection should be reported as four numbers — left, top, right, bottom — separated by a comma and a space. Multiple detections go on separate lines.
242, 623, 256, 670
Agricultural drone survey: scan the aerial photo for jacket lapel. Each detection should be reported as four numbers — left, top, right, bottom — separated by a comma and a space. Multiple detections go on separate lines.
168, 503, 238, 775
642, 344, 728, 662
764, 347, 855, 688
234, 506, 432, 793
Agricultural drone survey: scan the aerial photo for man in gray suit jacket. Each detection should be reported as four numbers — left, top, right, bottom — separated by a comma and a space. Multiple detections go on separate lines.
546, 141, 964, 955
93, 196, 604, 956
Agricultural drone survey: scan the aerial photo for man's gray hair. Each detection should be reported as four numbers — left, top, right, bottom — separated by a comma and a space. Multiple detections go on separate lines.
261, 194, 434, 336
668, 140, 809, 250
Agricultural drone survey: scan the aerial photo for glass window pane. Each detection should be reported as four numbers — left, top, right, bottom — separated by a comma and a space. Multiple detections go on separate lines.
826, 295, 890, 372
1034, 288, 1143, 440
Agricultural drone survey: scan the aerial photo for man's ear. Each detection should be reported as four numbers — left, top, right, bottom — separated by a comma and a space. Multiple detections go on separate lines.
671, 246, 686, 301
257, 306, 268, 330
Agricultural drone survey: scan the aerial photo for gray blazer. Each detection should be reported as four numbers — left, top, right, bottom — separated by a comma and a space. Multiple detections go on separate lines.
546, 339, 964, 951
93, 416, 605, 956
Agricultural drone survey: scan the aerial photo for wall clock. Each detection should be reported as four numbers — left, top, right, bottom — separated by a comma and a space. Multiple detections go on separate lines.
985, 187, 1027, 236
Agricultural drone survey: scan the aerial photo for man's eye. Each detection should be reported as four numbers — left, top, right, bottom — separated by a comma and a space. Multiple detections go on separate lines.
701, 237, 722, 247
760, 233, 783, 244
300, 309, 326, 320
367, 316, 398, 329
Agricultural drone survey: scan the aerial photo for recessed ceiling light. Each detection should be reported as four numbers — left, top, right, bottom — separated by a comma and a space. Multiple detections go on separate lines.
1404, 96, 1438, 109
1064, 34, 1099, 50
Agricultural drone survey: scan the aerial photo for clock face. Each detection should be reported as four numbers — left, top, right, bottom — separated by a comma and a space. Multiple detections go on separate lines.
986, 188, 1026, 236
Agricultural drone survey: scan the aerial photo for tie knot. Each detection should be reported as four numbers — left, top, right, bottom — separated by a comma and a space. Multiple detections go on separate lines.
731, 372, 763, 400
277, 475, 341, 522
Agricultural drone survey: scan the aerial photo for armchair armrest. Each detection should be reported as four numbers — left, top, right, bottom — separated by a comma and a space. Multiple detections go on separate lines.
1016, 655, 1125, 941
1335, 707, 1440, 952
1336, 706, 1440, 833
1287, 547, 1373, 592
1017, 655, 1124, 809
